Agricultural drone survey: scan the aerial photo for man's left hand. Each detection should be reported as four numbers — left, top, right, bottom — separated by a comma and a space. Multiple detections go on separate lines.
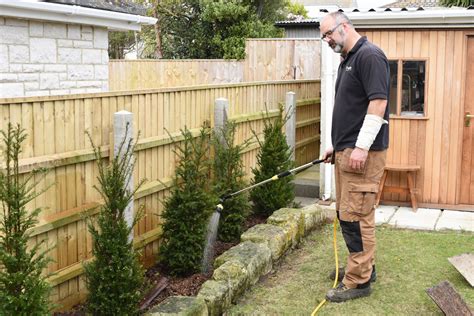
350, 147, 368, 171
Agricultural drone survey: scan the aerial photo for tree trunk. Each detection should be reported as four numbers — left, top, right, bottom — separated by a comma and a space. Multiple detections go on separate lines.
153, 2, 163, 59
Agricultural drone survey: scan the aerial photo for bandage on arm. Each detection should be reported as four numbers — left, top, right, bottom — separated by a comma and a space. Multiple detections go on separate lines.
355, 114, 388, 150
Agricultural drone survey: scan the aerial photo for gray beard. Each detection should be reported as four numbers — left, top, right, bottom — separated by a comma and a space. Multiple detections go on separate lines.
332, 43, 343, 53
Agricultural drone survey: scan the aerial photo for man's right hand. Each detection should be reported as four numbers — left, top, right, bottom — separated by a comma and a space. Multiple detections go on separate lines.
322, 146, 334, 163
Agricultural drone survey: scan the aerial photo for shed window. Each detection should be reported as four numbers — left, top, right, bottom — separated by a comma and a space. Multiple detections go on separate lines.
388, 60, 426, 117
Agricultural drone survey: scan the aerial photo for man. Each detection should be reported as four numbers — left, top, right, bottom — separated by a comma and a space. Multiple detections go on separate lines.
320, 12, 390, 303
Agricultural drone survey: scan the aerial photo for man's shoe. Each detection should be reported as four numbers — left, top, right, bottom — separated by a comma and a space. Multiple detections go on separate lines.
326, 282, 371, 303
329, 265, 377, 283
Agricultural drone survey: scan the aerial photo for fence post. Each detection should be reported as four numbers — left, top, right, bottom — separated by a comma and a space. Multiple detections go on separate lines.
285, 91, 296, 160
214, 98, 229, 147
113, 110, 134, 242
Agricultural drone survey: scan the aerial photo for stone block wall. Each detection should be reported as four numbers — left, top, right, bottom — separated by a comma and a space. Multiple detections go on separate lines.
0, 17, 109, 98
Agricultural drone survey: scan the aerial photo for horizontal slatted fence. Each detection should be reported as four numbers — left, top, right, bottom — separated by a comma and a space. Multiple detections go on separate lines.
109, 39, 322, 91
295, 98, 321, 166
0, 79, 320, 310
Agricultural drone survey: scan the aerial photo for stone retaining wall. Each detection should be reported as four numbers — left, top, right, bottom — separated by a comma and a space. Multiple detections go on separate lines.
147, 204, 330, 316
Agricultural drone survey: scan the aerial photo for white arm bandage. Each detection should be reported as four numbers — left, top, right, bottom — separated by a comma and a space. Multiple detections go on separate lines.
355, 114, 388, 151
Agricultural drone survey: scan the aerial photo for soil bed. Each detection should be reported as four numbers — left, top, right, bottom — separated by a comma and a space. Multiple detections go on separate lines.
55, 213, 267, 315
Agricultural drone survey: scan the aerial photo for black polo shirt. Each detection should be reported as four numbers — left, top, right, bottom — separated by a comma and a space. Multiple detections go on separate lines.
331, 36, 390, 151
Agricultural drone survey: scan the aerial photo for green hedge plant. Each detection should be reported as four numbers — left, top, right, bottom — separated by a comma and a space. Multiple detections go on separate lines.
250, 107, 295, 217
212, 121, 250, 242
0, 123, 52, 315
84, 126, 145, 315
159, 126, 216, 276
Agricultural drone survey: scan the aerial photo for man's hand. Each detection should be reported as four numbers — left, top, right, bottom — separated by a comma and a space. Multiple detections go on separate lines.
350, 147, 368, 170
322, 146, 334, 163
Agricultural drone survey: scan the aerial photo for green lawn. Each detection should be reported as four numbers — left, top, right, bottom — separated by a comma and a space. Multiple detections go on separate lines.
227, 224, 474, 315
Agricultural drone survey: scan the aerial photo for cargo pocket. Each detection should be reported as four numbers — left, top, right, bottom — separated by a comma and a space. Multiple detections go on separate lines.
348, 182, 378, 215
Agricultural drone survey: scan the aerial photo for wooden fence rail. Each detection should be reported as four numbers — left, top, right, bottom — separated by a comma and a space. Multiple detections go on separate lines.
0, 79, 320, 310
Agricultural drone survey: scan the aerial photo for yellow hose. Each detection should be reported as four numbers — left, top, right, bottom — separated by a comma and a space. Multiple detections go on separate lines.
311, 217, 339, 316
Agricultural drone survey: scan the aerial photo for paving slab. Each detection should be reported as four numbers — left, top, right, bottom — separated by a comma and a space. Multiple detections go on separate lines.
388, 207, 441, 230
448, 253, 474, 287
435, 210, 474, 232
375, 205, 398, 225
294, 197, 318, 207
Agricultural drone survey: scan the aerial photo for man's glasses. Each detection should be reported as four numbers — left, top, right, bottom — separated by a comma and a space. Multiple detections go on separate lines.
321, 22, 344, 40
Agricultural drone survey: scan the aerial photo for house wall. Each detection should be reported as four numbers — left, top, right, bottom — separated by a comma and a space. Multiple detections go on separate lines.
0, 17, 109, 98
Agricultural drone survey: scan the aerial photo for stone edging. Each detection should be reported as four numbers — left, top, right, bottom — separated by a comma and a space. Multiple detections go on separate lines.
147, 204, 333, 316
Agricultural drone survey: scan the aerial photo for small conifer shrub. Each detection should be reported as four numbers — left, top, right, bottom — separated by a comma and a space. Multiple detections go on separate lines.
212, 121, 250, 242
159, 126, 216, 276
250, 107, 295, 217
84, 127, 145, 315
0, 123, 52, 315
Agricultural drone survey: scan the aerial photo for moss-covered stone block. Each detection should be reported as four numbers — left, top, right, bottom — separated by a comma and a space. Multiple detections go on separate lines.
267, 208, 305, 247
147, 296, 207, 316
240, 224, 288, 260
301, 204, 326, 234
196, 280, 231, 316
212, 260, 248, 301
214, 241, 272, 286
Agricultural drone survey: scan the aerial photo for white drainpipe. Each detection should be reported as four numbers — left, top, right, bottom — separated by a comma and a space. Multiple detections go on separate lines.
320, 42, 339, 201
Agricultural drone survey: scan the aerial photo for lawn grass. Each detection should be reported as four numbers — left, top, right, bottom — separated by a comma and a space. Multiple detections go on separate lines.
227, 224, 474, 315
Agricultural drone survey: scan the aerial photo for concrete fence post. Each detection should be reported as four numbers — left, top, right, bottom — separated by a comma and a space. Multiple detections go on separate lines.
285, 91, 296, 160
113, 110, 134, 242
214, 98, 229, 147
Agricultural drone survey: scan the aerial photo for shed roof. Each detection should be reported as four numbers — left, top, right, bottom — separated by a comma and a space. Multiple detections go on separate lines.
276, 6, 474, 29
0, 0, 157, 31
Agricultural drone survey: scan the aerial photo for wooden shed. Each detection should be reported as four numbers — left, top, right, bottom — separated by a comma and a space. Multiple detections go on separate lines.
282, 7, 474, 211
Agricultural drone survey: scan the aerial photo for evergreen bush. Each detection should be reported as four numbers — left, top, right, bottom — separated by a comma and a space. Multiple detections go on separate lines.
159, 126, 216, 276
84, 127, 145, 315
212, 121, 250, 242
250, 107, 295, 217
0, 123, 52, 315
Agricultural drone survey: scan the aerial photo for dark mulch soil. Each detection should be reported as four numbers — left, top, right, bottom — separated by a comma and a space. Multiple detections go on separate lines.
55, 213, 267, 315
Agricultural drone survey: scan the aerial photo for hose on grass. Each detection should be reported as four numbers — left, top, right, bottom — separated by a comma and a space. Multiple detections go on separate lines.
311, 217, 339, 316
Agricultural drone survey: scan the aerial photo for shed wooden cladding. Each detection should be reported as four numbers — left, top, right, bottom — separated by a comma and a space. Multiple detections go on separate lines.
360, 29, 473, 209
108, 39, 321, 91
0, 79, 321, 310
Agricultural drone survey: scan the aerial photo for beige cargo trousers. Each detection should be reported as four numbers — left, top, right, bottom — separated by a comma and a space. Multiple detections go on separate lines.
335, 148, 387, 288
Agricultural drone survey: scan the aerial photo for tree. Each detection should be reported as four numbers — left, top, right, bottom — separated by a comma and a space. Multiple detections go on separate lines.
108, 30, 135, 59
250, 107, 295, 217
0, 124, 51, 315
439, 0, 473, 6
212, 121, 250, 242
140, 0, 298, 59
84, 128, 145, 315
159, 126, 216, 276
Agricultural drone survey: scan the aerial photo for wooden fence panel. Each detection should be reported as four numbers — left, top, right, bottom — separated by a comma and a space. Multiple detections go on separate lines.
108, 39, 321, 91
0, 79, 320, 310
295, 98, 321, 166
109, 60, 244, 91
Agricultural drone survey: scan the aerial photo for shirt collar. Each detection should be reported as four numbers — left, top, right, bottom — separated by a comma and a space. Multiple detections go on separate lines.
342, 36, 367, 60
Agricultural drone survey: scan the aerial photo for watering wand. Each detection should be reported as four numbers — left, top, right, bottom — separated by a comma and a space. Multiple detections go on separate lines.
203, 158, 325, 274
216, 158, 325, 212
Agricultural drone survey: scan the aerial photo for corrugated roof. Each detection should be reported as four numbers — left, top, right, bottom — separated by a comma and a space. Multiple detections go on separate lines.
383, 0, 440, 8
276, 6, 474, 28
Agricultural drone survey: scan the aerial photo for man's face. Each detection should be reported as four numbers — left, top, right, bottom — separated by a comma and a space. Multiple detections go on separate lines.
320, 18, 345, 53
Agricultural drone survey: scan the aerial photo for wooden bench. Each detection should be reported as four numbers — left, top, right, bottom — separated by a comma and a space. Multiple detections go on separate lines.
375, 164, 421, 212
